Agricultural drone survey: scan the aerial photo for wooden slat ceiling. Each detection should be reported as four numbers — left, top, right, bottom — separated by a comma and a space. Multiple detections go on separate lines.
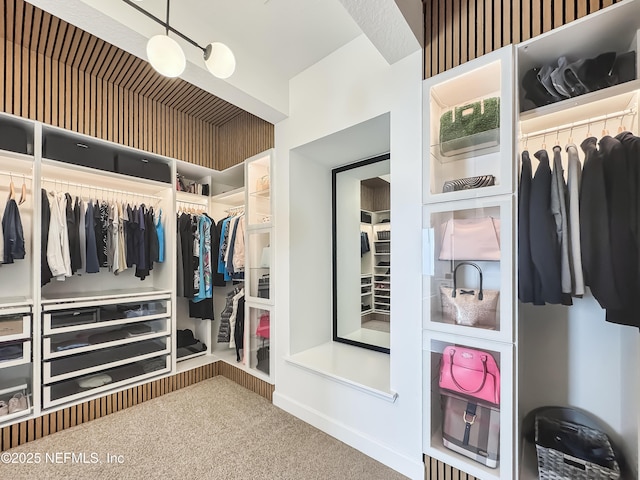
2, 0, 245, 126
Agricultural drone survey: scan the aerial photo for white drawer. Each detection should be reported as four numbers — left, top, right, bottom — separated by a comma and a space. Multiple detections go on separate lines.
43, 299, 171, 335
0, 315, 30, 342
43, 338, 170, 383
43, 318, 171, 359
43, 354, 170, 409
0, 340, 31, 369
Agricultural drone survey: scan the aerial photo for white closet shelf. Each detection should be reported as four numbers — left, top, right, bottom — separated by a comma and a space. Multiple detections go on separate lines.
41, 288, 172, 305
0, 150, 35, 163
211, 187, 245, 205
176, 190, 209, 203
0, 297, 32, 309
519, 80, 640, 132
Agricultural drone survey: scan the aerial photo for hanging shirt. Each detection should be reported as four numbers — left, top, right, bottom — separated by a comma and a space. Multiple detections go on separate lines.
47, 192, 71, 279
217, 217, 231, 281
65, 193, 81, 275
192, 214, 200, 297
155, 208, 165, 263
232, 215, 245, 272
2, 198, 25, 264
106, 202, 118, 272
85, 200, 100, 274
77, 198, 87, 275
115, 202, 128, 275
41, 190, 53, 285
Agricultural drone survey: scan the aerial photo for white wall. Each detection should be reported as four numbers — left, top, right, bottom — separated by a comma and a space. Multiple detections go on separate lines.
274, 35, 423, 479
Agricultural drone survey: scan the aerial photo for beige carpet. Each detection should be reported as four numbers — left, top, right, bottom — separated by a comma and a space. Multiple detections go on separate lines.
2, 376, 408, 480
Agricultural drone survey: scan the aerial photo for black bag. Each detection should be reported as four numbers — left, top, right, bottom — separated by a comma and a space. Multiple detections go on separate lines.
256, 346, 269, 374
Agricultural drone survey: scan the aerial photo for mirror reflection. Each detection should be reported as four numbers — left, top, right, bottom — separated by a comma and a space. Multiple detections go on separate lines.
333, 154, 390, 353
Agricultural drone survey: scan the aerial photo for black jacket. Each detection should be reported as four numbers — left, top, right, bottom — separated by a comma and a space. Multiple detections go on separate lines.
529, 149, 563, 304
579, 137, 621, 310
602, 133, 640, 327
518, 151, 541, 304
2, 199, 25, 264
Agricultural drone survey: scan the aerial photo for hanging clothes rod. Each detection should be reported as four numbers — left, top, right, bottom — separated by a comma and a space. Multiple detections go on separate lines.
177, 200, 207, 209
225, 205, 244, 212
520, 108, 637, 141
0, 171, 32, 180
41, 177, 163, 201
177, 198, 208, 206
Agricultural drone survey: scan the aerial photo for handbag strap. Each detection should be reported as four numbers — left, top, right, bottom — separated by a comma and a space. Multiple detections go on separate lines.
448, 349, 488, 394
451, 261, 484, 300
463, 402, 477, 446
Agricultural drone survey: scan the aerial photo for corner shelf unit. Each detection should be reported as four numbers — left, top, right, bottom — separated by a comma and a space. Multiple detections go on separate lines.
0, 108, 276, 427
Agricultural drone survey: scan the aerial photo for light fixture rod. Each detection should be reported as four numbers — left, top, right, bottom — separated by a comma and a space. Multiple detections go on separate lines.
122, 0, 206, 52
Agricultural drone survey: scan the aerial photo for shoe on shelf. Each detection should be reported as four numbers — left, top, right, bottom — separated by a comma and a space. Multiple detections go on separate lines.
8, 393, 27, 414
0, 401, 8, 416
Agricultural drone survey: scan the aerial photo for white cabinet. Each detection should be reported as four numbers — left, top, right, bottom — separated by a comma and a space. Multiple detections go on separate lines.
423, 46, 515, 204
0, 115, 36, 426
41, 293, 172, 408
244, 150, 274, 380
423, 2, 640, 479
423, 44, 517, 480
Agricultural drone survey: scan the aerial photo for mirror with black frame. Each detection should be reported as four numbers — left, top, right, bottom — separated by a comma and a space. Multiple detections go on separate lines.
332, 153, 391, 353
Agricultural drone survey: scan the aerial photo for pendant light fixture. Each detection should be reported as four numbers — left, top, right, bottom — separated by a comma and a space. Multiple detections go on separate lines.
124, 0, 235, 80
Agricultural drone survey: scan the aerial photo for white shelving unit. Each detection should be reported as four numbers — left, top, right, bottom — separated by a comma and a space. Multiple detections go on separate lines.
0, 114, 36, 427
175, 160, 213, 369
423, 2, 640, 479
244, 150, 274, 381
422, 44, 516, 480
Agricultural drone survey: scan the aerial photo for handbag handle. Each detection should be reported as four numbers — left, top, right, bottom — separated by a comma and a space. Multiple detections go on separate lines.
448, 348, 488, 394
451, 261, 484, 300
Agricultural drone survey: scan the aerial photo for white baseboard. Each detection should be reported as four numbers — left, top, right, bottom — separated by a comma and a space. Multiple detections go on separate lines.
273, 391, 424, 480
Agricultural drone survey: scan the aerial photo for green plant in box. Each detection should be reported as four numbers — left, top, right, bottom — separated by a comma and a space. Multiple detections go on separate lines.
439, 97, 500, 157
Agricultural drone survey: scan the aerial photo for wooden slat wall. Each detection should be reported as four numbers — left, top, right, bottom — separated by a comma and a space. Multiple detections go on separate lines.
424, 456, 478, 480
215, 111, 276, 171
424, 0, 622, 78
0, 0, 274, 169
218, 361, 275, 402
0, 361, 274, 452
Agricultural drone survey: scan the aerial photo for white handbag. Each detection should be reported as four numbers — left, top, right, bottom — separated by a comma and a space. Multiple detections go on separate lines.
439, 217, 501, 261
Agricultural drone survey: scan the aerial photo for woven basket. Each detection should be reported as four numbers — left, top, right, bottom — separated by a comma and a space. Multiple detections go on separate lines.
535, 416, 620, 480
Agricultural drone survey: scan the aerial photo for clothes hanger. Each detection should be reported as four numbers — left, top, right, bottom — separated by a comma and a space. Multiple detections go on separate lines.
541, 133, 547, 150
601, 118, 609, 137
18, 174, 27, 205
617, 114, 626, 134
567, 125, 574, 144
8, 173, 15, 201
554, 130, 560, 147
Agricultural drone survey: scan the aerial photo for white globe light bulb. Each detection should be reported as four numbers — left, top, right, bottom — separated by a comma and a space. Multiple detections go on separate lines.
146, 34, 186, 78
204, 42, 236, 79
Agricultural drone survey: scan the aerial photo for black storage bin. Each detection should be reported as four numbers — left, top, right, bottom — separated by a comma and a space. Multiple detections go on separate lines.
0, 117, 33, 155
43, 132, 115, 172
115, 151, 171, 184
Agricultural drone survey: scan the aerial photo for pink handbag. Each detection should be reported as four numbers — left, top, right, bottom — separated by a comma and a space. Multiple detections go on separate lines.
439, 346, 500, 405
438, 217, 501, 261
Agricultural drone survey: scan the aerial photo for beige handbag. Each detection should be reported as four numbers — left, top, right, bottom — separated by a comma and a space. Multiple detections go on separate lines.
255, 175, 270, 192
439, 217, 500, 261
440, 262, 499, 328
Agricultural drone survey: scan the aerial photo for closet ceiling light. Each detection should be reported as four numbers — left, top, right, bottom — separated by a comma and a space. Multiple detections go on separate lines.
123, 0, 235, 80
147, 34, 186, 78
